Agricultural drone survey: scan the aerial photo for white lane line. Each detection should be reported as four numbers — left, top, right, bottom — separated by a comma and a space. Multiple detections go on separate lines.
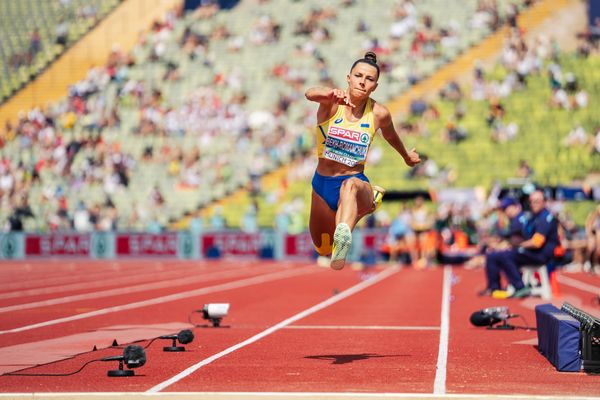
2, 392, 600, 399
285, 325, 440, 330
0, 262, 158, 291
0, 266, 318, 335
0, 260, 252, 293
0, 270, 178, 300
0, 266, 270, 314
557, 275, 600, 294
0, 263, 240, 300
0, 260, 244, 293
433, 265, 452, 395
147, 266, 400, 393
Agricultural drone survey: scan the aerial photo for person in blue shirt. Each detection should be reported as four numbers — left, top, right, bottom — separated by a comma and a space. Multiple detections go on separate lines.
482, 190, 559, 298
498, 197, 528, 247
465, 197, 525, 272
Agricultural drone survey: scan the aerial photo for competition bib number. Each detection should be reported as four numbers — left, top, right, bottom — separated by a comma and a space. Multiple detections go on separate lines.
324, 126, 370, 167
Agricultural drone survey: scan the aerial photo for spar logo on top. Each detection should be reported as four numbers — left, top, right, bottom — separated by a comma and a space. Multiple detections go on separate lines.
328, 126, 370, 146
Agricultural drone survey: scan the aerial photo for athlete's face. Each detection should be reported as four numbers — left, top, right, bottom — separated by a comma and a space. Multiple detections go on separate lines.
347, 63, 378, 99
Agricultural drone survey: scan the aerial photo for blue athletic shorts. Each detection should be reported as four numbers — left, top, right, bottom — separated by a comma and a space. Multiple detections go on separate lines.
311, 171, 370, 211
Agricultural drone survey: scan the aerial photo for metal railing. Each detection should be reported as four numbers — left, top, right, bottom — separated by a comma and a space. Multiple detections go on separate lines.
561, 302, 600, 373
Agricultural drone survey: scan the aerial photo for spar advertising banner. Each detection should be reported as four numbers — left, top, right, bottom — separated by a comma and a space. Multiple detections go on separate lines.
201, 231, 262, 257
284, 232, 314, 258
9, 229, 389, 259
115, 233, 179, 256
25, 234, 91, 256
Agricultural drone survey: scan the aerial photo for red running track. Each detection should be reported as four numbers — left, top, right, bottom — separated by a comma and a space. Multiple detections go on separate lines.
0, 259, 599, 396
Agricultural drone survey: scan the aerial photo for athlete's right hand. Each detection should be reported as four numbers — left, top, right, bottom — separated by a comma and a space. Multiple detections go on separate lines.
331, 89, 355, 108
403, 147, 421, 167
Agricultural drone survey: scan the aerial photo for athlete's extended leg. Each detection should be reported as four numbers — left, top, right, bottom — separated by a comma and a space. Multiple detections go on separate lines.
309, 190, 337, 257
330, 178, 378, 270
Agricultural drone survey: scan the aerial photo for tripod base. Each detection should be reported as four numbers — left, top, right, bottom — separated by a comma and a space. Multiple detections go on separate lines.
163, 346, 185, 352
107, 369, 134, 377
487, 321, 516, 330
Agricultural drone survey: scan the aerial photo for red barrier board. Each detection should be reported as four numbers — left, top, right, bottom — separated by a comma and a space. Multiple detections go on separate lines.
363, 230, 388, 250
202, 232, 260, 256
284, 233, 314, 257
116, 233, 178, 256
25, 234, 91, 256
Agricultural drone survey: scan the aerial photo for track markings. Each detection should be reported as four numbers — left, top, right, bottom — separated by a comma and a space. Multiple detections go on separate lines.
146, 266, 400, 393
0, 264, 215, 300
0, 266, 319, 335
2, 393, 600, 399
557, 275, 600, 294
285, 325, 440, 330
2, 393, 600, 400
0, 266, 272, 314
0, 260, 246, 294
0, 262, 148, 292
433, 265, 452, 395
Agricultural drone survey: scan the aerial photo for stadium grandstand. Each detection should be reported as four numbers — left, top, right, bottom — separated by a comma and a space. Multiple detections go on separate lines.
3, 0, 597, 233
0, 0, 599, 397
0, 0, 123, 103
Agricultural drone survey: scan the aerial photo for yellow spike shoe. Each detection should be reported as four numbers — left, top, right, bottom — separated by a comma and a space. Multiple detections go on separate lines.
330, 223, 352, 270
372, 185, 386, 211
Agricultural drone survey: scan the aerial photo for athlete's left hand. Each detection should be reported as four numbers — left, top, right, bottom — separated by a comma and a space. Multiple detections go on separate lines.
404, 148, 421, 167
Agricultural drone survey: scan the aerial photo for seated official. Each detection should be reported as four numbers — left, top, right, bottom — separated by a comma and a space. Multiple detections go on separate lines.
482, 190, 559, 298
467, 197, 526, 271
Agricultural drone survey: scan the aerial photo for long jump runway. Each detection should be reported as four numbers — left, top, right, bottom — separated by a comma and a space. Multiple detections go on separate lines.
0, 259, 598, 398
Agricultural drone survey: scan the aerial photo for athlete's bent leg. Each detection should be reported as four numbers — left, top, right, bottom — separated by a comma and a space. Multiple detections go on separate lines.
330, 178, 377, 270
336, 178, 376, 228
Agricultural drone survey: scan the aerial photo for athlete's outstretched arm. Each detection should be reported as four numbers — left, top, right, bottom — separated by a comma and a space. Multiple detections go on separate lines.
305, 87, 355, 107
375, 103, 420, 167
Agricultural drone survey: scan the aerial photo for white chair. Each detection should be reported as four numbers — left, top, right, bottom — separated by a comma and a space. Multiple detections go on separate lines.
521, 264, 552, 300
